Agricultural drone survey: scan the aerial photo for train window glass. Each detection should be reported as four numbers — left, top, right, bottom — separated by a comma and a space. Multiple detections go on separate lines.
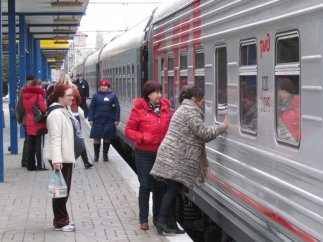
195, 50, 204, 69
111, 68, 114, 89
275, 76, 300, 144
127, 77, 131, 100
275, 32, 300, 146
168, 76, 174, 108
240, 40, 257, 134
215, 46, 227, 122
161, 58, 164, 72
180, 53, 188, 94
241, 43, 257, 65
168, 56, 174, 70
131, 64, 135, 100
168, 55, 175, 108
195, 49, 205, 92
137, 64, 140, 98
123, 66, 126, 99
180, 53, 187, 70
277, 36, 299, 63
119, 67, 122, 97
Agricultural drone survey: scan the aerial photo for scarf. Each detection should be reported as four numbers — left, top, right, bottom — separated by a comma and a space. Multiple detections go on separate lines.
148, 102, 160, 117
197, 146, 209, 184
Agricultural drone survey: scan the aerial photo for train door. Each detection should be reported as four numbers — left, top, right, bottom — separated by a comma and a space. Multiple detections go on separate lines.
141, 45, 149, 89
96, 63, 100, 92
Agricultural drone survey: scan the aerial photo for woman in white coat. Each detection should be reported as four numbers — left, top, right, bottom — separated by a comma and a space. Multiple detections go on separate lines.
44, 83, 84, 232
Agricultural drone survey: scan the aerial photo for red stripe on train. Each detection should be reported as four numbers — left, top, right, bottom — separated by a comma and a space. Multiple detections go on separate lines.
206, 173, 319, 242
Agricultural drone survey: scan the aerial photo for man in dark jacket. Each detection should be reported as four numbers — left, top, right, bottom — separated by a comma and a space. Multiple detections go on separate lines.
74, 73, 89, 118
16, 74, 37, 168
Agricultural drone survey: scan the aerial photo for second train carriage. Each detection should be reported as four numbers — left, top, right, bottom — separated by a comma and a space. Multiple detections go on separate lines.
83, 0, 323, 241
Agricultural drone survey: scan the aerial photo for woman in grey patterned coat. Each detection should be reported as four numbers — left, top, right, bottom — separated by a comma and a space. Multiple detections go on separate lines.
150, 86, 228, 235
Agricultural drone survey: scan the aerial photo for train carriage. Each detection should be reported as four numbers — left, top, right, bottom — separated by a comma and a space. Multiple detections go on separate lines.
152, 0, 323, 241
83, 0, 323, 241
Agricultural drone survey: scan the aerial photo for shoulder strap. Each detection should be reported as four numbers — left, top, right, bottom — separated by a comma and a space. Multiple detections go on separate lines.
35, 94, 39, 105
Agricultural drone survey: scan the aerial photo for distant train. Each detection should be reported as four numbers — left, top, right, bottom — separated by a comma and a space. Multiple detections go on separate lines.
71, 1, 323, 241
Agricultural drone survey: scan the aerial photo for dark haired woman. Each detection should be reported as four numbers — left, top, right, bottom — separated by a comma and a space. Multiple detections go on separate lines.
150, 86, 228, 235
44, 84, 84, 232
88, 80, 120, 162
22, 78, 48, 171
125, 81, 172, 231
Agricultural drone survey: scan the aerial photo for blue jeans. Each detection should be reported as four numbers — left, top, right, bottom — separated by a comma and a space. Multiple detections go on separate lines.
135, 148, 165, 223
158, 179, 182, 218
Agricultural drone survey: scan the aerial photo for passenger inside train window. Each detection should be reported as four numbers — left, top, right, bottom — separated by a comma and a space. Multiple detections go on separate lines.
241, 85, 257, 132
276, 77, 300, 142
181, 79, 188, 92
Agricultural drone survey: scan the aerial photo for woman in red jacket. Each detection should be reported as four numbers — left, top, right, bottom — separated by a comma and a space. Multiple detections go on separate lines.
125, 81, 172, 230
22, 78, 48, 171
277, 78, 300, 142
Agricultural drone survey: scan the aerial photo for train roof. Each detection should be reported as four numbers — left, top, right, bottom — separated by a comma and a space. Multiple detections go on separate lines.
99, 16, 152, 61
84, 49, 101, 67
153, 0, 196, 24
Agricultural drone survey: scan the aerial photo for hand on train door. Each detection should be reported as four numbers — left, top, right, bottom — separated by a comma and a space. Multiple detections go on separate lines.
223, 114, 228, 131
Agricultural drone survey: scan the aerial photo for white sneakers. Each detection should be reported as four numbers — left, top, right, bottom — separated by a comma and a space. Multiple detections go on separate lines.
55, 223, 75, 232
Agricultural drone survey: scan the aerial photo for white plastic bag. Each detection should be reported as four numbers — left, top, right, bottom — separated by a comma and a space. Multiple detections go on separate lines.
48, 170, 68, 198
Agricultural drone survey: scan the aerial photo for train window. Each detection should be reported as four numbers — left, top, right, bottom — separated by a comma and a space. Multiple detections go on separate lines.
127, 77, 131, 100
123, 66, 126, 99
180, 53, 188, 91
137, 64, 140, 98
127, 65, 131, 100
131, 64, 135, 100
168, 76, 174, 109
118, 67, 122, 97
241, 42, 257, 65
168, 56, 174, 70
215, 46, 227, 122
160, 58, 164, 97
275, 32, 300, 146
239, 40, 257, 134
168, 55, 175, 109
195, 49, 205, 92
111, 68, 115, 90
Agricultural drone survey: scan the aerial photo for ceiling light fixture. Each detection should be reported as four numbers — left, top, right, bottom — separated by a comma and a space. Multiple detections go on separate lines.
54, 40, 69, 44
53, 36, 71, 41
53, 29, 74, 33
53, 18, 79, 23
51, 1, 83, 7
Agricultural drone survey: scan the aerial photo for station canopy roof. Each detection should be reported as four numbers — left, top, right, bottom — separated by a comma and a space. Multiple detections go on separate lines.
1, 0, 89, 69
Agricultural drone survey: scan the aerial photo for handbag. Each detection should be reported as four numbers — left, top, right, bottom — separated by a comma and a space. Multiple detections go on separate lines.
33, 94, 47, 123
48, 170, 68, 198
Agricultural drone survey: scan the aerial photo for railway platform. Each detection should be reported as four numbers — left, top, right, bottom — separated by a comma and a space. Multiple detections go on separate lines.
0, 98, 192, 242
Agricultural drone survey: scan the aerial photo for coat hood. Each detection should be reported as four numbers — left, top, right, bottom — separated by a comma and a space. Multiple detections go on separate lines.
133, 98, 171, 109
21, 86, 45, 100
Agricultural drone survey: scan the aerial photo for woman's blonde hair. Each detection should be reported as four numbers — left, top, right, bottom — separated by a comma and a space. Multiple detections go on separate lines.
57, 73, 73, 87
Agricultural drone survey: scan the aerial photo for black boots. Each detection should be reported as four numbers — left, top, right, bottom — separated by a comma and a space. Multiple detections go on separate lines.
80, 148, 93, 169
94, 142, 110, 162
103, 142, 110, 162
156, 216, 177, 235
167, 214, 185, 234
94, 143, 101, 162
